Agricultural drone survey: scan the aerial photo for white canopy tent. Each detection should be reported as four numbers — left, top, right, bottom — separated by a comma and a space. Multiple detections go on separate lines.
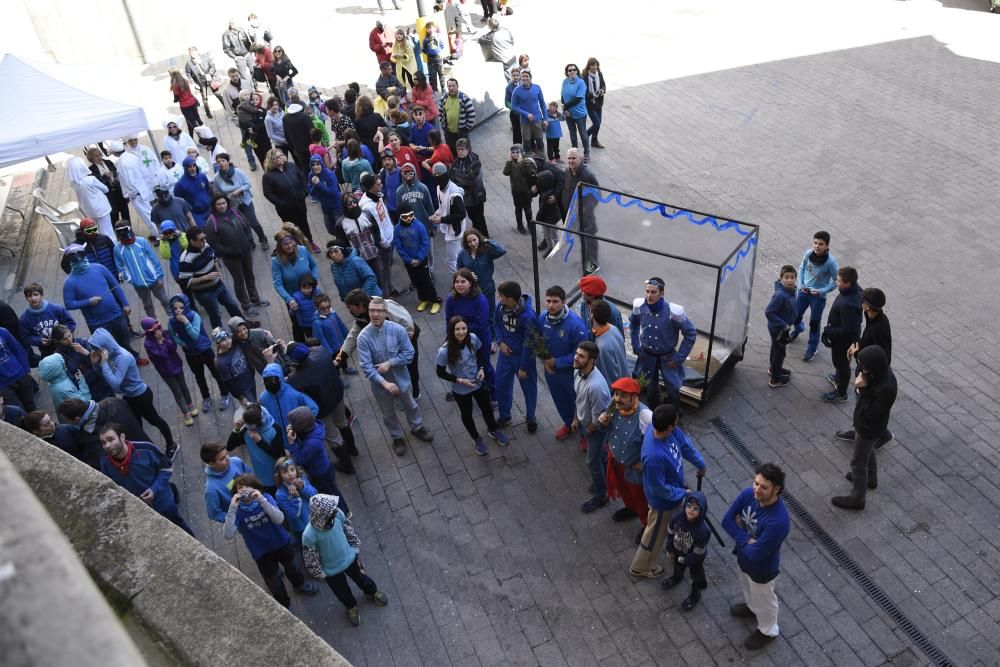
0, 54, 150, 169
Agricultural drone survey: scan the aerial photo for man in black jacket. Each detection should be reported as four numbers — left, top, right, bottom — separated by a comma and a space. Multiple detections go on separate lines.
280, 104, 314, 170
831, 346, 896, 510
835, 287, 893, 445
820, 267, 863, 403
283, 342, 357, 474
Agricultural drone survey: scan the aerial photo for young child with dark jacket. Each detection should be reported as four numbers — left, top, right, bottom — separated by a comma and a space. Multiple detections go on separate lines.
291, 275, 320, 339
661, 491, 711, 611
764, 265, 797, 388
821, 266, 863, 403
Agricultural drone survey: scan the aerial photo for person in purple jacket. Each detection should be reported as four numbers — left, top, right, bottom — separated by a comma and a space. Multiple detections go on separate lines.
443, 268, 494, 401
141, 317, 196, 425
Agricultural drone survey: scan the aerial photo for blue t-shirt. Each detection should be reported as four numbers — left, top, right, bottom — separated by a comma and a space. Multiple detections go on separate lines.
435, 334, 481, 395
234, 493, 291, 560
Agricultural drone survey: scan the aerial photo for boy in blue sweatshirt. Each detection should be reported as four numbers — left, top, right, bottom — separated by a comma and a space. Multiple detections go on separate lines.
723, 463, 791, 651
630, 404, 706, 578
789, 231, 838, 361
422, 22, 446, 92
764, 265, 797, 388
393, 203, 439, 310
201, 441, 252, 522
545, 101, 563, 163
494, 281, 538, 433
19, 282, 76, 360
662, 491, 711, 611
821, 266, 863, 403
292, 275, 320, 339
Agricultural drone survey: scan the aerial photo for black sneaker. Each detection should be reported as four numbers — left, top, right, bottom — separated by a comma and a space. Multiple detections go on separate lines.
612, 507, 637, 522
835, 429, 855, 441
516, 226, 529, 236
527, 420, 538, 433
391, 438, 407, 456
580, 496, 609, 514
845, 471, 877, 489
537, 240, 549, 252
768, 377, 790, 388
820, 391, 848, 403
660, 575, 683, 590
744, 630, 776, 650
165, 443, 178, 462
831, 495, 865, 510
410, 426, 434, 442
681, 589, 701, 611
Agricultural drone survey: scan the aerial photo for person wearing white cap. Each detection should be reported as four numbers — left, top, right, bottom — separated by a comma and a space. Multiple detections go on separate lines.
428, 162, 469, 273
114, 136, 161, 239
66, 156, 114, 238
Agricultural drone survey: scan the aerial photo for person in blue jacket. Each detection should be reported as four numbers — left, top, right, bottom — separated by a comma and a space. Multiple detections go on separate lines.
306, 154, 343, 236
311, 293, 351, 359
274, 456, 317, 550
19, 282, 75, 361
722, 463, 791, 651
662, 491, 711, 611
327, 243, 381, 301
90, 327, 177, 459
629, 404, 706, 579
226, 402, 284, 492
156, 220, 188, 289
560, 63, 590, 160
629, 277, 697, 410
393, 202, 439, 310
379, 149, 403, 222
457, 228, 505, 339
167, 294, 231, 413
538, 285, 588, 439
788, 231, 838, 362
258, 362, 318, 447
764, 265, 797, 388
113, 222, 171, 318
223, 472, 319, 608
61, 244, 140, 360
98, 423, 193, 535
173, 156, 213, 226
821, 266, 863, 403
494, 281, 537, 432
201, 441, 252, 523
444, 268, 494, 399
285, 405, 349, 513
0, 325, 33, 410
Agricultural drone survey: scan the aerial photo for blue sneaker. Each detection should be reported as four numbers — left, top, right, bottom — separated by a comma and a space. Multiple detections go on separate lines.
826, 372, 837, 388
489, 430, 510, 446
787, 322, 805, 342
474, 438, 488, 456
219, 395, 232, 411
821, 391, 848, 403
802, 349, 817, 362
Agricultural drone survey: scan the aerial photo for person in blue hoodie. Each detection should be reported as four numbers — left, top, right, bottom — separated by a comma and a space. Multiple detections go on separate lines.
201, 441, 252, 522
821, 266, 863, 403
113, 222, 171, 318
226, 402, 285, 492
538, 285, 589, 440
173, 156, 213, 226
630, 404, 706, 579
722, 463, 791, 651
444, 268, 494, 399
61, 244, 141, 360
259, 362, 318, 446
393, 203, 438, 310
494, 281, 537, 432
19, 282, 75, 361
49, 324, 114, 402
0, 326, 33, 410
311, 293, 350, 359
90, 327, 177, 460
789, 231, 839, 362
306, 154, 343, 236
38, 353, 90, 410
99, 423, 193, 535
764, 265, 797, 388
223, 472, 319, 608
379, 149, 403, 222
285, 405, 348, 513
327, 243, 381, 301
662, 491, 711, 611
274, 456, 317, 551
167, 294, 231, 413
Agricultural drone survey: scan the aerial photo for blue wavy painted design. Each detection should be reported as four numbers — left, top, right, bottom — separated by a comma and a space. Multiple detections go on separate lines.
719, 234, 758, 285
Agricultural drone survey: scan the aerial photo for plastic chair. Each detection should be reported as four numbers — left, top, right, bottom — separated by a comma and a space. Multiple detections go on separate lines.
34, 206, 80, 249
33, 187, 80, 217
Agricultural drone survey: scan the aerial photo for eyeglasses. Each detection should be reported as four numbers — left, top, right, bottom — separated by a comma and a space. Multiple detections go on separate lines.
368, 308, 387, 314
399, 213, 414, 221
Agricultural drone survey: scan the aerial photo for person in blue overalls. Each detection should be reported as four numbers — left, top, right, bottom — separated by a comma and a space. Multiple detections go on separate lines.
538, 285, 588, 441
629, 277, 697, 410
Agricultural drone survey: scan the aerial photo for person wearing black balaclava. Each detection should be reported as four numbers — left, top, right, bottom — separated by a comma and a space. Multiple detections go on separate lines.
428, 162, 469, 273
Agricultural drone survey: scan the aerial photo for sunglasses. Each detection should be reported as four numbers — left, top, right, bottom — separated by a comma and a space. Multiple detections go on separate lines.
278, 459, 297, 469
399, 213, 414, 221
83, 227, 97, 234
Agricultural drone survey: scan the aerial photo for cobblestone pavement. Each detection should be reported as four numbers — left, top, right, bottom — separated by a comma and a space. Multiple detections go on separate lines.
20, 0, 1000, 664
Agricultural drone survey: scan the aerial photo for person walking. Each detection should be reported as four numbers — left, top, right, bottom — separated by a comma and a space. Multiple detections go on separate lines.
722, 463, 791, 650
584, 58, 607, 148
169, 68, 203, 135
563, 148, 600, 274
185, 47, 223, 118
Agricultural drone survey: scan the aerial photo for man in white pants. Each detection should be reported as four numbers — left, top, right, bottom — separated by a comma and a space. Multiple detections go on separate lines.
722, 462, 791, 651
429, 162, 469, 274
114, 135, 161, 239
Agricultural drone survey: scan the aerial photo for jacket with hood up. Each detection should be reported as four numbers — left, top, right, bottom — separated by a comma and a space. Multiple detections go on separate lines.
286, 345, 344, 418
306, 156, 343, 216
225, 404, 284, 483
173, 157, 213, 225
59, 229, 117, 276
853, 346, 896, 439
66, 156, 112, 220
39, 353, 91, 408
286, 406, 333, 482
258, 363, 318, 446
665, 491, 711, 567
331, 247, 381, 300
303, 494, 360, 577
167, 295, 212, 354
228, 316, 287, 375
91, 328, 147, 398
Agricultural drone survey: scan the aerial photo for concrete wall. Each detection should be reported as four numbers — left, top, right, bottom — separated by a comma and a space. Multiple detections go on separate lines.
0, 422, 350, 666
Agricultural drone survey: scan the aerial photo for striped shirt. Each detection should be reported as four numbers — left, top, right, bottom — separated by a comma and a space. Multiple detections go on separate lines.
178, 246, 221, 292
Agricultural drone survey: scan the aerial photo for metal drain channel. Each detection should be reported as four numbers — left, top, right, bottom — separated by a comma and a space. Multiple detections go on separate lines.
710, 417, 955, 667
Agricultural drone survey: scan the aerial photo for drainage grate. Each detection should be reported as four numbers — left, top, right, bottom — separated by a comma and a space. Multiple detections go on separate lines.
710, 417, 955, 667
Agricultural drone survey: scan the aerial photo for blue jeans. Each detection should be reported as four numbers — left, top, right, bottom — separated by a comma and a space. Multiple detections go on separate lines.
585, 427, 608, 498
566, 114, 590, 156
193, 283, 242, 330
495, 352, 537, 422
794, 290, 827, 352
587, 105, 603, 141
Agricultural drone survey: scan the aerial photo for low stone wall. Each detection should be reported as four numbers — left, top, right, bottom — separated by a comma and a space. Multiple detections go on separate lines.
0, 422, 350, 666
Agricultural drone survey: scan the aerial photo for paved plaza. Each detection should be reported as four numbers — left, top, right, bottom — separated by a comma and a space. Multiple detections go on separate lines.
10, 0, 1000, 664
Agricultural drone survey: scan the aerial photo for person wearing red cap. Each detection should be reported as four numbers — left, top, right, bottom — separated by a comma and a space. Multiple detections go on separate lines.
597, 376, 652, 543
578, 275, 623, 338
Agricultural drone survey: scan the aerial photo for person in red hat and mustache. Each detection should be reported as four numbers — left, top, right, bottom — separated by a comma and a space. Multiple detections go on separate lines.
597, 376, 652, 544
578, 275, 623, 337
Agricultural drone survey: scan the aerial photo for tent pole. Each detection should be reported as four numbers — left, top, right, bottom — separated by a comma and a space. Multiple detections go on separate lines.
146, 129, 161, 160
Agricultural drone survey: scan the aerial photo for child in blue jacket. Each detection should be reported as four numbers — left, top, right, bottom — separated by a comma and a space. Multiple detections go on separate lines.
19, 282, 75, 360
764, 265, 797, 388
545, 101, 563, 163
661, 491, 711, 611
291, 275, 320, 339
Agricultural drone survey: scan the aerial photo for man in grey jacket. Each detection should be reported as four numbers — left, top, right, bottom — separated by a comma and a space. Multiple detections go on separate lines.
221, 20, 253, 81
563, 148, 600, 275
573, 341, 612, 514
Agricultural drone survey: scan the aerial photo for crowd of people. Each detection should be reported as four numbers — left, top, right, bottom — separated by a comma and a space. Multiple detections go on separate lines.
0, 2, 898, 651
